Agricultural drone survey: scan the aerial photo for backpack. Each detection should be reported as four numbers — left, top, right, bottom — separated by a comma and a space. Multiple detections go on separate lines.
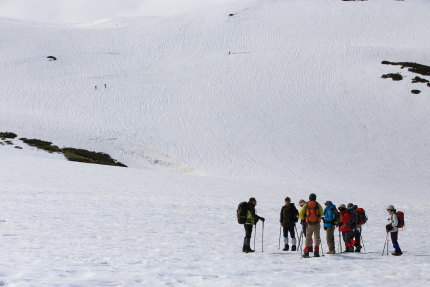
237, 202, 249, 224
396, 211, 405, 228
356, 207, 368, 225
333, 208, 340, 225
306, 201, 320, 223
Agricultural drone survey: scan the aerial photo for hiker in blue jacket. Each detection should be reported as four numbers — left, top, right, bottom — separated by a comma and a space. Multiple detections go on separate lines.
323, 201, 339, 254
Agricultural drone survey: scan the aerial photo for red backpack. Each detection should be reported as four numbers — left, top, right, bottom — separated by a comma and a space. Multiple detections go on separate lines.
396, 211, 405, 228
306, 201, 321, 223
356, 208, 368, 225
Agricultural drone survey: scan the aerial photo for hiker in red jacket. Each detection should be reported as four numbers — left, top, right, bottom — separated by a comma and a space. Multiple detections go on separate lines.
338, 204, 355, 252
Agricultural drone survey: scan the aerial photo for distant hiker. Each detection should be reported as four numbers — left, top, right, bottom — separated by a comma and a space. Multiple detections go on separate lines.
238, 197, 265, 253
298, 199, 313, 252
95, 85, 97, 90
104, 84, 107, 88
323, 201, 339, 254
348, 203, 361, 252
280, 197, 299, 251
299, 193, 324, 258
338, 204, 354, 252
386, 205, 402, 256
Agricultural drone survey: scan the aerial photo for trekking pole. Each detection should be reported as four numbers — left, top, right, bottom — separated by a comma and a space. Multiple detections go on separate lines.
254, 223, 257, 251
338, 230, 342, 253
278, 226, 281, 250
299, 231, 304, 255
320, 242, 324, 257
298, 231, 303, 252
361, 233, 366, 253
382, 232, 389, 256
262, 221, 264, 253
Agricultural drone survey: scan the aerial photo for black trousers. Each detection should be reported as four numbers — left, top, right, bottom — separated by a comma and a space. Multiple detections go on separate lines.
353, 229, 361, 246
391, 231, 398, 245
244, 224, 253, 239
283, 226, 296, 238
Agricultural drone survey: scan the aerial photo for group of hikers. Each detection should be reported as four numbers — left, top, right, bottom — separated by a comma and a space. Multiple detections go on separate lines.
237, 193, 403, 257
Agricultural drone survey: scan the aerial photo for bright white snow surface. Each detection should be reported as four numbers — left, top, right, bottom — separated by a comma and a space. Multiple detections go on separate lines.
1, 0, 430, 286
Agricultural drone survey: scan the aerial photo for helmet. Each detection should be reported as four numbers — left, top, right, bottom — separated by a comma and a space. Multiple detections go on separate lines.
387, 205, 395, 210
309, 193, 317, 201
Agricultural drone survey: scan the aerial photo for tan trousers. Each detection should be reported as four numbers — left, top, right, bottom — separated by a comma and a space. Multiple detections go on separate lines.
305, 223, 321, 249
326, 226, 335, 252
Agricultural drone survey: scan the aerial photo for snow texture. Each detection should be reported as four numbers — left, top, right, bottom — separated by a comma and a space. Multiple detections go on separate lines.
1, 0, 430, 286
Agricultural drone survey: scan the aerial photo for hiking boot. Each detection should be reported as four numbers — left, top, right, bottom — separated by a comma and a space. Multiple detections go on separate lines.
302, 252, 310, 258
392, 249, 403, 256
355, 246, 362, 253
291, 245, 297, 252
314, 250, 320, 257
343, 246, 353, 253
283, 244, 289, 251
327, 250, 335, 254
244, 238, 254, 253
309, 246, 313, 253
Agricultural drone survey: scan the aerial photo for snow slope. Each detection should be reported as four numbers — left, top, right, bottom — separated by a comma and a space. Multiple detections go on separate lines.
1, 0, 430, 285
1, 0, 430, 186
1, 145, 430, 287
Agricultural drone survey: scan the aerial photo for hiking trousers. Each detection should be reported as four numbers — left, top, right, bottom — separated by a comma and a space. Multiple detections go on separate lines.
353, 227, 361, 247
305, 223, 321, 249
342, 230, 354, 246
326, 226, 335, 252
244, 224, 253, 239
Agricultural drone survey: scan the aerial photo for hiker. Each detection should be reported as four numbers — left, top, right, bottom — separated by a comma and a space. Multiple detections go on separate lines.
280, 197, 299, 251
386, 205, 402, 256
243, 197, 265, 253
298, 199, 313, 252
338, 204, 354, 252
323, 201, 339, 254
347, 203, 361, 252
352, 204, 364, 252
299, 193, 324, 258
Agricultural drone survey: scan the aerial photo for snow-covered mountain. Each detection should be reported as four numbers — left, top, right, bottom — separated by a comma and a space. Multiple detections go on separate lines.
1, 0, 430, 286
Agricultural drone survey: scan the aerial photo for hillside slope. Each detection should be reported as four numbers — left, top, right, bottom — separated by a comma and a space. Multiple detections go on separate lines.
1, 0, 430, 193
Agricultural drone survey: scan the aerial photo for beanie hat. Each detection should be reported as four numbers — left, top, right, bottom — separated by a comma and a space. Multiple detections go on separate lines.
347, 203, 353, 208
387, 204, 395, 210
285, 197, 291, 202
338, 204, 346, 210
299, 199, 306, 206
309, 193, 316, 201
324, 201, 332, 205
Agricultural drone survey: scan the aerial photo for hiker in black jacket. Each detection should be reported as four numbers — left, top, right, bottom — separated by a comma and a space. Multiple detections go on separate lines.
280, 197, 299, 251
243, 197, 265, 253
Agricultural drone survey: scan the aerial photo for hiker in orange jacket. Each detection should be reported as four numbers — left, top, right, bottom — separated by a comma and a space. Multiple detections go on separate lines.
298, 193, 324, 258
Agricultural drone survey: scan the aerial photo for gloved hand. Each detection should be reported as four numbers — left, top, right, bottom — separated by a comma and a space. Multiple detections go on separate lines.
260, 217, 265, 222
386, 224, 393, 232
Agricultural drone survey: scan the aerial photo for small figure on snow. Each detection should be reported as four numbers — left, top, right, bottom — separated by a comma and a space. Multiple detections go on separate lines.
238, 197, 265, 253
280, 197, 299, 251
299, 193, 324, 258
323, 201, 339, 254
338, 204, 355, 252
386, 205, 403, 256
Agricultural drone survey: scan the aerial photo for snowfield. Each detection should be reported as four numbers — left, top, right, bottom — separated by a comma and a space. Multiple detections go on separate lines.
1, 0, 430, 286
